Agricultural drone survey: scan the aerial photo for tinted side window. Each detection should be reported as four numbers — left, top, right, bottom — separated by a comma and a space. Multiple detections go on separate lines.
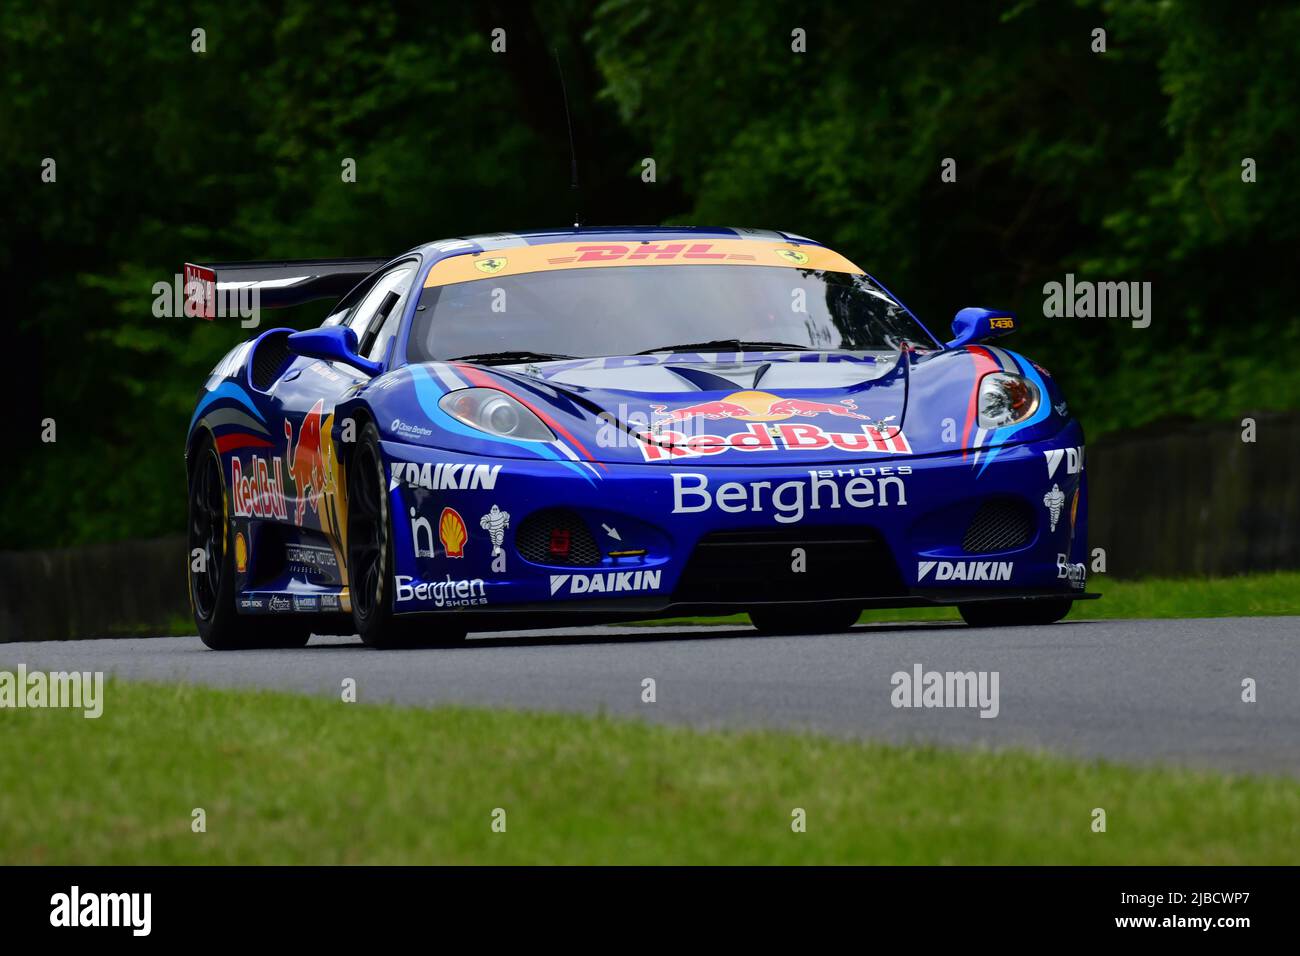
364, 302, 404, 363
322, 278, 375, 327
347, 266, 412, 335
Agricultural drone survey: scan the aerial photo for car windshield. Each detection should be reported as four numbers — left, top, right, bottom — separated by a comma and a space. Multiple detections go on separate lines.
406, 264, 936, 363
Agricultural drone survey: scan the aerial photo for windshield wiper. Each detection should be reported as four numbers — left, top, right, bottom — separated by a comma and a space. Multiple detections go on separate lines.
447, 350, 576, 365
635, 339, 812, 354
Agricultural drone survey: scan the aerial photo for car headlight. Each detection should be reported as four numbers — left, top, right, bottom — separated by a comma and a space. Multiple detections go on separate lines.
438, 387, 555, 441
978, 372, 1040, 429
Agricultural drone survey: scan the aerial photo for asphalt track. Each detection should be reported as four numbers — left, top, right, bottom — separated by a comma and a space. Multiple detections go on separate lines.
4, 617, 1298, 776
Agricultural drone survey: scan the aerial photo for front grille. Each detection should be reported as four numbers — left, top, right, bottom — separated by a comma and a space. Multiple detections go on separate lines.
516, 508, 602, 566
673, 527, 904, 603
962, 498, 1035, 553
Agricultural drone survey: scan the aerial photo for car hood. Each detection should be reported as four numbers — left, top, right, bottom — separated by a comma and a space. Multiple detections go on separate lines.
362, 348, 1068, 467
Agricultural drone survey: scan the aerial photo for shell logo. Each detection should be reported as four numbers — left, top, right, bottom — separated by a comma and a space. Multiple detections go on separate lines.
439, 507, 468, 558
234, 531, 248, 573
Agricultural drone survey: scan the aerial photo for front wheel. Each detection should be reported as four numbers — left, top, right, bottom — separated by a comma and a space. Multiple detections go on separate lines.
748, 604, 861, 635
959, 598, 1073, 627
348, 423, 466, 649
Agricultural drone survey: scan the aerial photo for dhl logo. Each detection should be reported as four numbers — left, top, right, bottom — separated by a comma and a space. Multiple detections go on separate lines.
547, 243, 757, 264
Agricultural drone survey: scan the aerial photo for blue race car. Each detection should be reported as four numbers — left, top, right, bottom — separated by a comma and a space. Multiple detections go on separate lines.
185, 227, 1092, 649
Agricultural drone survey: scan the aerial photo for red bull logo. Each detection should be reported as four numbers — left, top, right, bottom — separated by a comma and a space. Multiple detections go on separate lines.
764, 397, 870, 419
284, 399, 331, 526
650, 390, 874, 428
639, 391, 907, 461
648, 399, 754, 425
231, 455, 287, 520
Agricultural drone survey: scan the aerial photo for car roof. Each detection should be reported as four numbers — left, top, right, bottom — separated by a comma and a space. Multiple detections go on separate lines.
404, 226, 824, 259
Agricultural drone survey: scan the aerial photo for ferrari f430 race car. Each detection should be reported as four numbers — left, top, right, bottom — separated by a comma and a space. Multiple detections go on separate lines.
185, 227, 1093, 649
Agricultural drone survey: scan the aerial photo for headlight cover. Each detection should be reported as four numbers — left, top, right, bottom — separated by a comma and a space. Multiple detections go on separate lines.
438, 387, 555, 442
977, 372, 1040, 429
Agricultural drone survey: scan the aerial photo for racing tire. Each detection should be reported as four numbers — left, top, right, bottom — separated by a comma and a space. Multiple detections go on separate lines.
188, 435, 312, 650
747, 604, 862, 635
349, 423, 466, 649
958, 597, 1073, 628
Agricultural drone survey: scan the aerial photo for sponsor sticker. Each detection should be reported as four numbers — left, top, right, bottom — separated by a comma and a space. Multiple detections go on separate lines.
549, 570, 663, 596
917, 560, 1013, 582
390, 461, 501, 491
673, 468, 909, 525
636, 391, 907, 461
284, 399, 332, 526
183, 262, 216, 320
1057, 553, 1087, 590
395, 574, 487, 608
231, 456, 288, 520
641, 421, 909, 461
439, 507, 468, 558
424, 239, 864, 287
479, 505, 510, 556
391, 419, 434, 439
1044, 445, 1084, 479
267, 595, 292, 612
285, 542, 338, 575
1043, 483, 1066, 532
410, 508, 437, 559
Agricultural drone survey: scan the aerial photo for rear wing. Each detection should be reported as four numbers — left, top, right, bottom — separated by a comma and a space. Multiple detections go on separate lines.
182, 258, 389, 317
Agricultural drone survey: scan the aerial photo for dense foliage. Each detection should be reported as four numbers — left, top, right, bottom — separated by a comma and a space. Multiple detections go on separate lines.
3, 0, 1296, 546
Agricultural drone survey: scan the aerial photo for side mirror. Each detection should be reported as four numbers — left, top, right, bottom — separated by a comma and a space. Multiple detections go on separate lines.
287, 325, 383, 376
944, 307, 1017, 349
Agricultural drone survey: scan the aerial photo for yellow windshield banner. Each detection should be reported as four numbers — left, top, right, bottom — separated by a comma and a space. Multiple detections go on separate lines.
423, 239, 864, 288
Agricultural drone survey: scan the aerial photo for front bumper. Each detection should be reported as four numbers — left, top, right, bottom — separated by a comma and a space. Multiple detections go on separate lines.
383, 422, 1091, 621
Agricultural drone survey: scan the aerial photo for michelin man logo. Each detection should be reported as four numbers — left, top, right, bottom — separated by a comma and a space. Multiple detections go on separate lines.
480, 505, 510, 556
1042, 483, 1066, 532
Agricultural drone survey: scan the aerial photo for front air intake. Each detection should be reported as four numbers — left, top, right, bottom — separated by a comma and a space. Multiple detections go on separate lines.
673, 527, 904, 603
516, 508, 602, 567
962, 498, 1036, 553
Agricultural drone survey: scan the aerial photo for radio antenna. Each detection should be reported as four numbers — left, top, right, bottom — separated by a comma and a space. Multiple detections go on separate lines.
553, 49, 582, 230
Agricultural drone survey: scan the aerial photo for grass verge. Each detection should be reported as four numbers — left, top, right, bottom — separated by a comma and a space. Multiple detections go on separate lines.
636, 571, 1300, 628
1, 679, 1297, 865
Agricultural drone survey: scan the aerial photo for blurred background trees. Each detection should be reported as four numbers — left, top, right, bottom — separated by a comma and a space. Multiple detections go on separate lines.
3, 0, 1296, 546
